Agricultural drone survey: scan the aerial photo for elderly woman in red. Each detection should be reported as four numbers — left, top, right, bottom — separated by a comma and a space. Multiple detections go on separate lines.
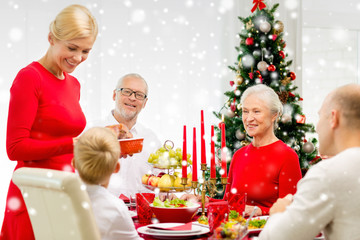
182, 84, 302, 217
1, 5, 98, 240
225, 84, 302, 216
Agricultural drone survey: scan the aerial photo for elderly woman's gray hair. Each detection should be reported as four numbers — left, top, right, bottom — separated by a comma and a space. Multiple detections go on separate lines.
240, 84, 283, 128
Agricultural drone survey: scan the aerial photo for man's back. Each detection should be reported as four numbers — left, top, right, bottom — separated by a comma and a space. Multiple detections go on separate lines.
260, 147, 360, 240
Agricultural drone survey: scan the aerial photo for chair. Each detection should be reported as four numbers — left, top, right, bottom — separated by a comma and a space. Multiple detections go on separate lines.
12, 167, 101, 240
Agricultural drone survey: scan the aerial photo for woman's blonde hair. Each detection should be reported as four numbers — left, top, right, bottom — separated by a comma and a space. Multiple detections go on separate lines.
50, 4, 98, 41
240, 84, 283, 129
74, 127, 120, 185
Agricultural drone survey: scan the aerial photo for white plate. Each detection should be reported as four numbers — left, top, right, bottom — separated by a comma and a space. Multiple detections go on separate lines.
247, 215, 269, 233
137, 223, 210, 239
146, 223, 202, 234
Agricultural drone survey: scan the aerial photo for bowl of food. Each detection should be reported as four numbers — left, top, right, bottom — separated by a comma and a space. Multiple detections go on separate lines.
150, 197, 200, 223
118, 138, 144, 155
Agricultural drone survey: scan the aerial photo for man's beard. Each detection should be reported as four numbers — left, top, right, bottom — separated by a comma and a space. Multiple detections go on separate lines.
119, 108, 138, 121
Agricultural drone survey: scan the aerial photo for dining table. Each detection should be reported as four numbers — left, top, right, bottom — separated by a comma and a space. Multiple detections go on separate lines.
130, 209, 261, 240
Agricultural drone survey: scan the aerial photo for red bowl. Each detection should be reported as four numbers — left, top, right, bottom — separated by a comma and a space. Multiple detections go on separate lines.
150, 203, 200, 223
118, 138, 144, 154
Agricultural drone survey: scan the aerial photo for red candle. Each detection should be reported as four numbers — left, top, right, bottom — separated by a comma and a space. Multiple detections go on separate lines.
182, 125, 187, 178
210, 125, 216, 178
220, 122, 227, 178
200, 110, 206, 164
192, 127, 198, 182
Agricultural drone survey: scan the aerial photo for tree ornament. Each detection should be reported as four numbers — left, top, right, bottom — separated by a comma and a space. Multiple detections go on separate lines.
289, 72, 296, 80
226, 109, 236, 118
257, 61, 268, 71
259, 21, 271, 33
251, 0, 266, 13
303, 142, 315, 153
246, 20, 254, 30
236, 75, 244, 85
296, 114, 306, 124
294, 145, 300, 151
277, 91, 289, 104
253, 50, 261, 58
273, 20, 284, 34
279, 51, 285, 59
235, 130, 246, 140
230, 81, 235, 86
281, 77, 291, 86
281, 114, 292, 123
246, 37, 254, 45
272, 34, 277, 41
241, 140, 250, 147
267, 64, 276, 71
281, 40, 286, 48
237, 103, 241, 110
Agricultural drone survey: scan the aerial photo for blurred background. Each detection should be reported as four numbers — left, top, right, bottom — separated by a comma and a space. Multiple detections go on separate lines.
1, 0, 359, 224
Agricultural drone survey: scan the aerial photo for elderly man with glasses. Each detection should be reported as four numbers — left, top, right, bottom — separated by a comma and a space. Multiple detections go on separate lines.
98, 73, 161, 199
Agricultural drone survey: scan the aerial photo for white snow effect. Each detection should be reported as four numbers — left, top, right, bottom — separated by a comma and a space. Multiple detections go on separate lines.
9, 28, 23, 42
285, 0, 298, 10
131, 9, 146, 23
320, 193, 328, 201
219, 169, 225, 175
123, 0, 132, 7
7, 197, 21, 211
82, 201, 90, 209
28, 207, 37, 216
46, 171, 53, 178
185, 0, 194, 8
80, 184, 87, 191
108, 48, 116, 56
230, 187, 237, 194
218, 0, 234, 14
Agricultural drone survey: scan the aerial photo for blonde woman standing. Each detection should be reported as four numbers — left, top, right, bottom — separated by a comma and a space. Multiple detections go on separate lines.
1, 5, 98, 239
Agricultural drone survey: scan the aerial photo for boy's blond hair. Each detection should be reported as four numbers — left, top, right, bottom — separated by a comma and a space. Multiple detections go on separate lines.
74, 127, 120, 185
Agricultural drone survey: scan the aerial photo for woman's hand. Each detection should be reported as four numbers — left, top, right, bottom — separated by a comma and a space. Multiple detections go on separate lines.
244, 205, 262, 217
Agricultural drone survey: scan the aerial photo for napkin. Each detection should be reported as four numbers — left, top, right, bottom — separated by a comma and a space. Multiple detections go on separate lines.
148, 222, 193, 231
119, 194, 130, 203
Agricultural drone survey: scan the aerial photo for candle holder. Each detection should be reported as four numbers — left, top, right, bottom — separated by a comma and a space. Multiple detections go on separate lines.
193, 163, 228, 218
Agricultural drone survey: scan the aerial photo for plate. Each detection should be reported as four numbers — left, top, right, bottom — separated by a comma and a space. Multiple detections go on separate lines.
146, 223, 202, 234
247, 215, 269, 233
137, 223, 210, 239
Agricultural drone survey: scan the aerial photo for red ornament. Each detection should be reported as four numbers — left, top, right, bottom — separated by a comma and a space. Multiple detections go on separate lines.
289, 72, 296, 80
230, 81, 235, 86
256, 70, 263, 83
230, 103, 236, 112
251, 0, 266, 13
296, 115, 306, 124
272, 35, 277, 41
288, 92, 295, 98
246, 37, 254, 45
267, 64, 276, 71
279, 51, 285, 59
249, 72, 254, 79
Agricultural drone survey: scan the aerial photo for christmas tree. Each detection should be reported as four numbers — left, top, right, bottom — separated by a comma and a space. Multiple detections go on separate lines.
212, 1, 321, 186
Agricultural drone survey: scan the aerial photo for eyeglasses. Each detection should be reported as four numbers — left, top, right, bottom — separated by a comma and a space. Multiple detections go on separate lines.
116, 88, 147, 100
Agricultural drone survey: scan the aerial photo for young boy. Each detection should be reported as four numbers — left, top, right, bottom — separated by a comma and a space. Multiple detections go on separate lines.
73, 127, 143, 240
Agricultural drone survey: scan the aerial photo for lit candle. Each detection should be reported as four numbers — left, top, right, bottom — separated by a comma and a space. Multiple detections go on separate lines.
210, 125, 216, 178
182, 125, 187, 178
221, 120, 227, 178
201, 110, 206, 165
192, 127, 198, 182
